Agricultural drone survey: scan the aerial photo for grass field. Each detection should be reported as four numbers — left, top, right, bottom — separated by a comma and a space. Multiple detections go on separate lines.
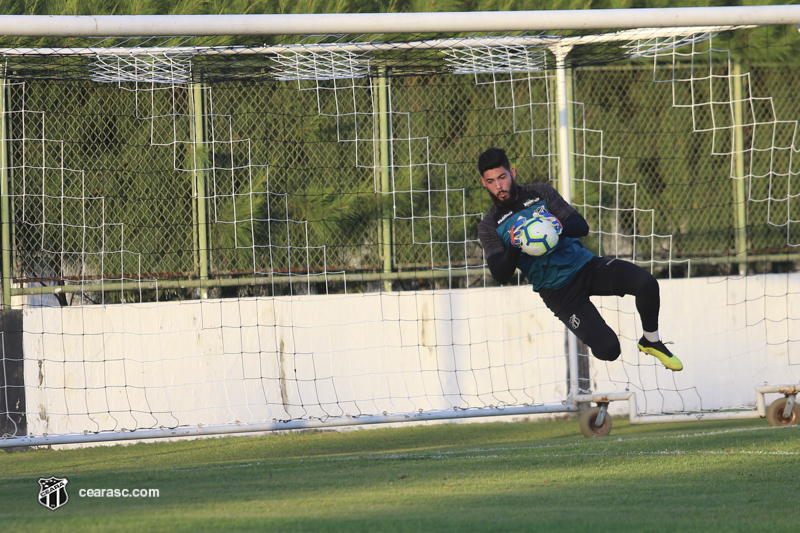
2, 416, 799, 532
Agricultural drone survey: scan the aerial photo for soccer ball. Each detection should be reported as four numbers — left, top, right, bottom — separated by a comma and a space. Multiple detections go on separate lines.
519, 216, 559, 257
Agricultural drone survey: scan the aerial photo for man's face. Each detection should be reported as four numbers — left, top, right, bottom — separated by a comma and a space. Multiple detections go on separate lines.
481, 166, 517, 207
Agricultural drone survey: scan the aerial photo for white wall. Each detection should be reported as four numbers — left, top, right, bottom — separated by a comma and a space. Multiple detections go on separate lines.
22, 272, 800, 437
591, 273, 800, 414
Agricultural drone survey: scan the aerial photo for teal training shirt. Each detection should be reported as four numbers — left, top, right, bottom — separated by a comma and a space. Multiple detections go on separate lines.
478, 183, 594, 291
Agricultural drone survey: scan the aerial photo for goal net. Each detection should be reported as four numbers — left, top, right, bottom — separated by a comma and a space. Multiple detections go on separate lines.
1, 14, 798, 446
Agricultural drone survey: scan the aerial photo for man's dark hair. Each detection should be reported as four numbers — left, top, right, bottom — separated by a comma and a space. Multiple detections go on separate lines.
478, 147, 511, 175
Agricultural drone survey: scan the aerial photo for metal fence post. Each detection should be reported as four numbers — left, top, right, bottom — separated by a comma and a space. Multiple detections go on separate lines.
732, 60, 748, 275
1, 71, 11, 309
191, 82, 210, 298
375, 67, 393, 292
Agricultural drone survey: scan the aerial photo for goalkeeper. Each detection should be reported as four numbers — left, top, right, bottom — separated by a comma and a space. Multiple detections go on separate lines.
476, 147, 682, 371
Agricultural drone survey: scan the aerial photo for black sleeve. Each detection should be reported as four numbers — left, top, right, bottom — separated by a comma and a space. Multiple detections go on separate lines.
560, 211, 589, 238
535, 183, 589, 238
478, 216, 521, 285
485, 246, 522, 285
538, 183, 578, 221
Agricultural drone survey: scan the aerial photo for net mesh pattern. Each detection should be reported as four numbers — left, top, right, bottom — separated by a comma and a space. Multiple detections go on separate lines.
0, 25, 798, 445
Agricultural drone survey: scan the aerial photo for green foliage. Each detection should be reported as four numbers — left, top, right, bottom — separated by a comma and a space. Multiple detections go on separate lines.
10, 42, 800, 283
4, 6, 800, 288
9, 79, 196, 281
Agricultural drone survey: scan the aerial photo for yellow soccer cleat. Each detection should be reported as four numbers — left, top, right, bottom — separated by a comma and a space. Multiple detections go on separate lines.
637, 336, 683, 371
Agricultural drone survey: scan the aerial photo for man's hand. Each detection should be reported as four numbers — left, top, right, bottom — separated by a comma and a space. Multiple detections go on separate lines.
538, 211, 563, 235
509, 216, 526, 248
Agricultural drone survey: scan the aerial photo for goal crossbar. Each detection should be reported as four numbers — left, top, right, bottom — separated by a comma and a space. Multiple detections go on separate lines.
0, 6, 797, 37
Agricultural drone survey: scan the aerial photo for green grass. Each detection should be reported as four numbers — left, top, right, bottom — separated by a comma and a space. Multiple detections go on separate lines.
2, 417, 799, 532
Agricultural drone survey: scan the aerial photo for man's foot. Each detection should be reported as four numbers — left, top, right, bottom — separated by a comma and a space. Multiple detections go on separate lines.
637, 336, 683, 371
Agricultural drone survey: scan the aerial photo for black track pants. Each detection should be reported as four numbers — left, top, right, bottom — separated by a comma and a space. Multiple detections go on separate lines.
538, 257, 660, 361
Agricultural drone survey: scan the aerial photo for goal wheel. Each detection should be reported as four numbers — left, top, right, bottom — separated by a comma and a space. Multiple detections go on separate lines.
766, 396, 800, 427
579, 405, 612, 437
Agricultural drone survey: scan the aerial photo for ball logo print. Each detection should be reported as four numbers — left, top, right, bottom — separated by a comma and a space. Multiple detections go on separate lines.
38, 477, 69, 511
519, 216, 559, 257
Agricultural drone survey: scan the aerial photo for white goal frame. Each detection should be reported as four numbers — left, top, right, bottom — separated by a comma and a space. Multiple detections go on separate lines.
1, 7, 800, 447
0, 6, 799, 36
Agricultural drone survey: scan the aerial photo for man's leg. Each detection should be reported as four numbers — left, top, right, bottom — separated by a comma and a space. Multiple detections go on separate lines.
539, 258, 621, 362
587, 257, 659, 333
588, 257, 683, 371
552, 299, 621, 362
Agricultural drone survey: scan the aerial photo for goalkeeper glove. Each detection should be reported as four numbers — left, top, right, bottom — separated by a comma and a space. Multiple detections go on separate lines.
509, 216, 526, 248
538, 211, 563, 235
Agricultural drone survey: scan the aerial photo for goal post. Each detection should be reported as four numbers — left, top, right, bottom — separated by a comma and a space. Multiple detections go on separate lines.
1, 8, 800, 448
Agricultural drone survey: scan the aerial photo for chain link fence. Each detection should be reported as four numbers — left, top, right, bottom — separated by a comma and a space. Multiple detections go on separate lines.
8, 77, 196, 286
3, 47, 798, 303
575, 63, 799, 269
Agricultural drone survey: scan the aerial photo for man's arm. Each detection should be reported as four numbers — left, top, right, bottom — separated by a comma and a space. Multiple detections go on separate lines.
485, 246, 522, 285
478, 218, 521, 285
484, 211, 588, 284
560, 211, 589, 238
537, 183, 589, 238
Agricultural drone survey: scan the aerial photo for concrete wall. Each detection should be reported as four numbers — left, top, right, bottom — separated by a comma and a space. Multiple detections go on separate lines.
21, 272, 800, 437
591, 272, 800, 414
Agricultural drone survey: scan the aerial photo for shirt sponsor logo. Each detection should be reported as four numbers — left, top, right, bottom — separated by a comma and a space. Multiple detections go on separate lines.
497, 211, 513, 224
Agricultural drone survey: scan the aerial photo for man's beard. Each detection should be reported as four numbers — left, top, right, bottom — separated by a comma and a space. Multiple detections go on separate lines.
489, 182, 518, 207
